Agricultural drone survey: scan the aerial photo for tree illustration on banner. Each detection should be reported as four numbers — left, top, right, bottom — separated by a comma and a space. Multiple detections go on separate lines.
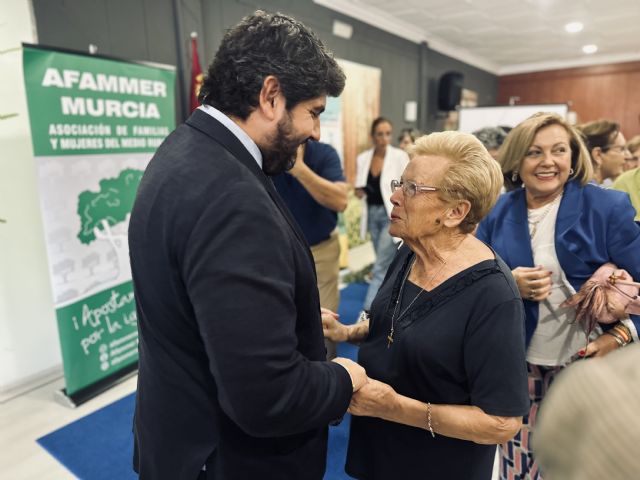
77, 168, 143, 284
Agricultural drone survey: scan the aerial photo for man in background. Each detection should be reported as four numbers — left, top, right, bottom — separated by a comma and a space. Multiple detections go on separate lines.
274, 141, 348, 359
129, 11, 366, 480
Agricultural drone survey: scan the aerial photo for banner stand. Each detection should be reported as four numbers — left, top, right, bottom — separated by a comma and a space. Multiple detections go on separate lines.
21, 44, 175, 405
54, 362, 138, 408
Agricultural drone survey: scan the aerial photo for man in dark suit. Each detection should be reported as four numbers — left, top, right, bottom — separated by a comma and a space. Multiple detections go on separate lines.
129, 10, 367, 480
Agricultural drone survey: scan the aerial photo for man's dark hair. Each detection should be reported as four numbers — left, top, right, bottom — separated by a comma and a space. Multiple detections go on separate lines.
199, 10, 345, 119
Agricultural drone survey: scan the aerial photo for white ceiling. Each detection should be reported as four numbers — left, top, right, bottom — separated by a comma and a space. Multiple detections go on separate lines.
314, 0, 640, 75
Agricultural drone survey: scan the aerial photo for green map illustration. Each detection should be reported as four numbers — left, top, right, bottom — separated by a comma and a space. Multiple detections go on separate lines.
77, 168, 143, 244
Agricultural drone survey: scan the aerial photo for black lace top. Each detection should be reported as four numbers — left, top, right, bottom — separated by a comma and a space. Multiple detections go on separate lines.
365, 171, 384, 206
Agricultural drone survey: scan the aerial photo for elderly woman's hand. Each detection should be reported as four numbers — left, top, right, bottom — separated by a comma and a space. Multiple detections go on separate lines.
348, 378, 398, 419
512, 266, 552, 302
321, 308, 349, 342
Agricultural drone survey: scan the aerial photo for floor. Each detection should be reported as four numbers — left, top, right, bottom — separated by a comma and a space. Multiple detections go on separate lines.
0, 374, 137, 480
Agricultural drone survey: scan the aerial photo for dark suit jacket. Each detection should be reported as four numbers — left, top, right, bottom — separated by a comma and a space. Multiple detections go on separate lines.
477, 180, 640, 345
129, 109, 352, 479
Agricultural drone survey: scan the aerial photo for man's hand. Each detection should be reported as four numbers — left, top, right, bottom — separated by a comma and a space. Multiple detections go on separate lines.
287, 144, 307, 177
285, 143, 348, 211
332, 357, 367, 392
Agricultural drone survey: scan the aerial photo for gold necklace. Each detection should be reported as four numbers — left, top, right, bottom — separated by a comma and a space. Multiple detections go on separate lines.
527, 193, 562, 239
387, 255, 447, 348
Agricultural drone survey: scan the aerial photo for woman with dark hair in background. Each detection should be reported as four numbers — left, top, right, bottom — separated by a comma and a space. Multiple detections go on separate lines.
477, 112, 640, 479
355, 117, 409, 315
578, 119, 632, 185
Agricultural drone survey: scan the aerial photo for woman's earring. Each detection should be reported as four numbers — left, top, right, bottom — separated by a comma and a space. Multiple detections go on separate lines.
511, 171, 519, 182
569, 168, 574, 175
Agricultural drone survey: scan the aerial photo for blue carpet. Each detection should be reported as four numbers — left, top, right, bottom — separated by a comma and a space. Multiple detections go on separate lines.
37, 393, 137, 480
37, 283, 367, 480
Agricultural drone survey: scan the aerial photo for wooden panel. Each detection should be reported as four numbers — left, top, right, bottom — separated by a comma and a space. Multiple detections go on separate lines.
498, 61, 640, 137
624, 71, 640, 136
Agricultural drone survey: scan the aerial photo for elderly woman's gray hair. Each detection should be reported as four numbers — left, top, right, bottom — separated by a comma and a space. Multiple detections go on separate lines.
408, 131, 503, 233
472, 126, 510, 151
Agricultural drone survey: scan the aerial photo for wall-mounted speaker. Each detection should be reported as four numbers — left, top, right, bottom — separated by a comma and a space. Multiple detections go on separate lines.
438, 71, 464, 111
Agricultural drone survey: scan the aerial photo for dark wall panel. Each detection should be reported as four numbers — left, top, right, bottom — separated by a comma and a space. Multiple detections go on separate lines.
426, 50, 499, 132
33, 0, 111, 54
105, 0, 148, 60
142, 0, 179, 65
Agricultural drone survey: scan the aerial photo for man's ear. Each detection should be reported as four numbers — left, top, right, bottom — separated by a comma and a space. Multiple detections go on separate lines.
259, 75, 281, 121
442, 200, 471, 228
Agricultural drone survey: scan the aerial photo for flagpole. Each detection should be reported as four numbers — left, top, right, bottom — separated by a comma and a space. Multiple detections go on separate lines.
189, 31, 203, 112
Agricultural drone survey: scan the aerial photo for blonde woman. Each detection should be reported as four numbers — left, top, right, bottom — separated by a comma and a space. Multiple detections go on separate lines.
478, 112, 640, 479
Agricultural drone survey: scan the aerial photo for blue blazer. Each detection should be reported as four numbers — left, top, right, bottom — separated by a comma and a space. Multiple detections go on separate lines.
477, 180, 640, 346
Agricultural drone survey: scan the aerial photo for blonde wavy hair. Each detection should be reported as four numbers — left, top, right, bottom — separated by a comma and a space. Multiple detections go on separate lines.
407, 131, 503, 234
500, 112, 593, 190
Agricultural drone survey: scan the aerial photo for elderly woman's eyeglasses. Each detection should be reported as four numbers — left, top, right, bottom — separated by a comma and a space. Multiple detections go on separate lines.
390, 179, 439, 197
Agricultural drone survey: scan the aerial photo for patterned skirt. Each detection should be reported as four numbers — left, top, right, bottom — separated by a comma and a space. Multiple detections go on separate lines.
499, 363, 564, 480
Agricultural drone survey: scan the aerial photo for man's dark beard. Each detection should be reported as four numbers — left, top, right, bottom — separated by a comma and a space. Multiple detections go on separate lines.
262, 114, 305, 176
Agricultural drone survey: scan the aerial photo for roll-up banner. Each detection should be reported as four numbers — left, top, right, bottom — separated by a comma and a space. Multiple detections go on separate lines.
22, 44, 176, 406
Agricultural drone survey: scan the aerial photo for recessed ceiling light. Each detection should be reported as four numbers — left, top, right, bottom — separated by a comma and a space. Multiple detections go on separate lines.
565, 21, 583, 33
582, 44, 598, 54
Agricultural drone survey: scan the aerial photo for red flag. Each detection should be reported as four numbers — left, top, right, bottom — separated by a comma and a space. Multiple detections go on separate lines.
190, 32, 203, 112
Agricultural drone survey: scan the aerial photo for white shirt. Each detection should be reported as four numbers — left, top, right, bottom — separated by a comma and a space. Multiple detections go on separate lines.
199, 104, 263, 169
526, 197, 598, 366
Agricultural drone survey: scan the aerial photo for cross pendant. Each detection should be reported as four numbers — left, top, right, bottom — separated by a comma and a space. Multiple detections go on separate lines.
387, 334, 393, 348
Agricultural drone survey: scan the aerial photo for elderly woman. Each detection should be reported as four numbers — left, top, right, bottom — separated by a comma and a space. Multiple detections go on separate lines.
578, 119, 632, 185
324, 131, 529, 479
477, 112, 640, 479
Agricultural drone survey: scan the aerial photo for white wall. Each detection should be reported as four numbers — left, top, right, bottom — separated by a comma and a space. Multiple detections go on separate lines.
0, 0, 62, 399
